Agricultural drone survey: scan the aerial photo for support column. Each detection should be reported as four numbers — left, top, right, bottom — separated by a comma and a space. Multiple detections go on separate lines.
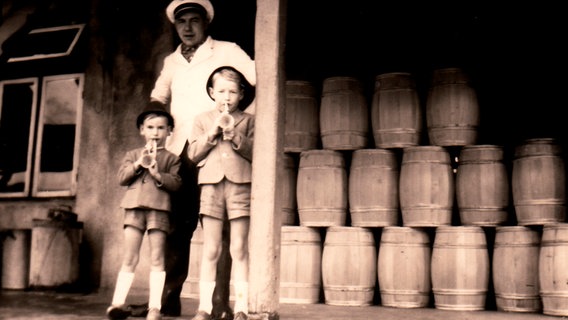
249, 0, 287, 319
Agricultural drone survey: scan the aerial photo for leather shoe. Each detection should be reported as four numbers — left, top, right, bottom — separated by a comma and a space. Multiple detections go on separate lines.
212, 305, 233, 320
146, 307, 162, 320
192, 310, 212, 320
127, 303, 149, 317
106, 305, 131, 320
233, 311, 248, 320
160, 303, 181, 317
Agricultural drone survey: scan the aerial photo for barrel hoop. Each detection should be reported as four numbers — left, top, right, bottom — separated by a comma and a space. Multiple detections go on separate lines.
514, 200, 565, 205
495, 293, 540, 299
380, 289, 429, 295
325, 285, 374, 292
380, 242, 429, 247
433, 288, 487, 295
541, 291, 568, 298
433, 244, 486, 249
320, 130, 367, 137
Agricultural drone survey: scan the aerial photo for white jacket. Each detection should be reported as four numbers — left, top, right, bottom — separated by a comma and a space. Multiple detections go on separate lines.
150, 36, 256, 155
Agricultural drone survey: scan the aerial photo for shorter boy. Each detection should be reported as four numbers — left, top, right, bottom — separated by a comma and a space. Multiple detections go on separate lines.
107, 102, 182, 320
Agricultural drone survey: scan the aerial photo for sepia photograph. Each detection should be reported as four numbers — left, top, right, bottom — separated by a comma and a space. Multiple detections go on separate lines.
0, 0, 566, 319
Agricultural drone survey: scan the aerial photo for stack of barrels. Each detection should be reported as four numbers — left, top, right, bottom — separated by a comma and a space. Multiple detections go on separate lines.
278, 68, 567, 317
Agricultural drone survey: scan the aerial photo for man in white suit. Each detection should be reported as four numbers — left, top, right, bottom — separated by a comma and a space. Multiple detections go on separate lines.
147, 0, 256, 318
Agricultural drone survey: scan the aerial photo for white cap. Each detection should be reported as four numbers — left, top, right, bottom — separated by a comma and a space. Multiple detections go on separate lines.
166, 0, 214, 23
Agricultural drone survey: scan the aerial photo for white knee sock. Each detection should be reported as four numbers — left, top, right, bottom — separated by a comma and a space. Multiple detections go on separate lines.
197, 280, 216, 313
233, 281, 248, 314
111, 271, 134, 306
149, 271, 166, 309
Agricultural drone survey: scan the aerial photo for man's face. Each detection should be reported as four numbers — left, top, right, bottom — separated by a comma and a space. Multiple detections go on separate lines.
174, 11, 208, 47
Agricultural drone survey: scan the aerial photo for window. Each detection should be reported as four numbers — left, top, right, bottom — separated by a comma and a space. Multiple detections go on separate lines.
0, 73, 83, 198
7, 24, 85, 63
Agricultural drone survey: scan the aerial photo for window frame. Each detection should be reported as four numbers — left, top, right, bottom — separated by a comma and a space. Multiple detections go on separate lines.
0, 73, 84, 198
6, 24, 86, 63
32, 73, 84, 198
0, 78, 39, 198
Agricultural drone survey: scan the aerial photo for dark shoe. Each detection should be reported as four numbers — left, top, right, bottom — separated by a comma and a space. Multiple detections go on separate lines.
146, 307, 162, 320
127, 303, 149, 317
233, 311, 248, 320
211, 305, 233, 320
192, 310, 212, 320
160, 303, 181, 317
106, 305, 131, 320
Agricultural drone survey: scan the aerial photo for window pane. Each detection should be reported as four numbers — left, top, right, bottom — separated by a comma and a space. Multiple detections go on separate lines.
7, 24, 85, 63
33, 74, 83, 197
0, 78, 38, 197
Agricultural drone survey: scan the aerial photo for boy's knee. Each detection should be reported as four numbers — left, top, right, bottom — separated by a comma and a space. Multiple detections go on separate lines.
203, 245, 223, 262
229, 241, 248, 261
121, 256, 139, 271
149, 254, 165, 269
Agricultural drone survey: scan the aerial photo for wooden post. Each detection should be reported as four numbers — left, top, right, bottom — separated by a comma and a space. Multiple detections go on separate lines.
249, 0, 286, 319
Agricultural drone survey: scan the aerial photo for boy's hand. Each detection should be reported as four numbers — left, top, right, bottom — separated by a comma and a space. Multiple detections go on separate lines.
148, 164, 162, 184
208, 117, 223, 141
222, 128, 235, 140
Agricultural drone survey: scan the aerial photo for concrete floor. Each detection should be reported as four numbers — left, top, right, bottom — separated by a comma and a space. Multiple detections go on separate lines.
0, 289, 565, 320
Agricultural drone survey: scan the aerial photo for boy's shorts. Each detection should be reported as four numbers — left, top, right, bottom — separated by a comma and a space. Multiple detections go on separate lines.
200, 179, 251, 220
124, 208, 170, 233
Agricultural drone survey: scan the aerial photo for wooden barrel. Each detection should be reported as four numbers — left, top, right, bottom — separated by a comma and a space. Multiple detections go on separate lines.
279, 226, 322, 304
284, 80, 320, 152
378, 226, 431, 308
371, 72, 422, 148
279, 153, 298, 226
493, 226, 541, 313
1, 229, 31, 289
456, 145, 509, 226
512, 138, 566, 225
29, 220, 82, 288
349, 149, 399, 227
431, 226, 489, 311
399, 146, 454, 227
181, 224, 203, 299
539, 223, 568, 316
297, 150, 347, 227
321, 226, 377, 306
426, 68, 479, 146
320, 77, 368, 150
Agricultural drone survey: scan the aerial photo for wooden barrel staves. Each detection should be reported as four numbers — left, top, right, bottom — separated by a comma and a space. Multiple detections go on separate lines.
456, 145, 509, 226
284, 80, 320, 152
539, 223, 568, 316
278, 153, 298, 226
279, 226, 322, 304
349, 149, 399, 227
181, 224, 203, 299
371, 72, 422, 148
320, 76, 369, 150
399, 146, 454, 227
512, 138, 566, 225
296, 150, 348, 227
426, 68, 479, 146
321, 226, 377, 306
1, 229, 31, 290
493, 226, 541, 313
29, 219, 82, 288
378, 226, 431, 308
431, 226, 489, 311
